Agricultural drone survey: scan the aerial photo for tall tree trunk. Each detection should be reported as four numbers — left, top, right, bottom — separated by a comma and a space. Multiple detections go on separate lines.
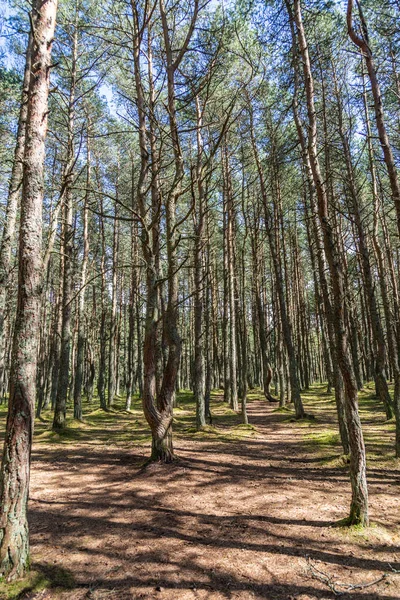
52, 16, 78, 430
248, 102, 305, 418
108, 183, 119, 408
193, 96, 206, 429
347, 0, 400, 240
293, 0, 368, 525
0, 35, 32, 391
0, 0, 57, 579
332, 66, 393, 419
73, 128, 91, 420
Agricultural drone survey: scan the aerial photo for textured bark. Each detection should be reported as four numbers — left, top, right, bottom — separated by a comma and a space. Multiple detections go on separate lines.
347, 0, 400, 240
293, 0, 368, 524
73, 129, 91, 420
0, 35, 32, 389
193, 97, 206, 429
52, 17, 78, 430
0, 0, 57, 579
108, 189, 119, 408
248, 102, 304, 418
333, 69, 393, 418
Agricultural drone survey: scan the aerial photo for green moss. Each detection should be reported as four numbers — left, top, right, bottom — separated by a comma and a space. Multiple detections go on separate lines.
0, 564, 74, 599
305, 430, 339, 447
1, 383, 396, 470
234, 423, 257, 430
272, 406, 292, 413
0, 572, 48, 600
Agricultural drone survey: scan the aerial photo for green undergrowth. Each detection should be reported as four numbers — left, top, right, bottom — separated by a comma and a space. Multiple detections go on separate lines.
0, 383, 397, 467
272, 405, 292, 413
334, 520, 400, 548
305, 430, 340, 447
0, 563, 74, 600
0, 572, 48, 600
0, 389, 261, 449
173, 392, 259, 442
296, 383, 398, 468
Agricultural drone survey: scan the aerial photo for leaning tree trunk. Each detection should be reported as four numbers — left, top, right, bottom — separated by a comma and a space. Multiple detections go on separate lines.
361, 66, 400, 456
287, 9, 349, 453
0, 0, 57, 580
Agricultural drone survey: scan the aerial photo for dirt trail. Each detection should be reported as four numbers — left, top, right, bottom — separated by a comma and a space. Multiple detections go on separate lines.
18, 396, 400, 599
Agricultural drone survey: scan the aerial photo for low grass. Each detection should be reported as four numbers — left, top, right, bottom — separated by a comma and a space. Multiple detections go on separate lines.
0, 388, 261, 451
1, 382, 397, 463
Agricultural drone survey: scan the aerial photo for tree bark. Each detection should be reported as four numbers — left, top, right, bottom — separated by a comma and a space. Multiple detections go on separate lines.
347, 0, 400, 240
52, 14, 78, 430
293, 0, 368, 524
0, 35, 32, 391
0, 0, 57, 579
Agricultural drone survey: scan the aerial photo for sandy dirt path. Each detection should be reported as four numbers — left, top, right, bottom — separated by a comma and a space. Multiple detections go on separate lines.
17, 396, 400, 599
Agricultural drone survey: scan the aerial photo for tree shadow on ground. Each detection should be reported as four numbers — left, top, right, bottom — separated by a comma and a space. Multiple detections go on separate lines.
1, 389, 398, 599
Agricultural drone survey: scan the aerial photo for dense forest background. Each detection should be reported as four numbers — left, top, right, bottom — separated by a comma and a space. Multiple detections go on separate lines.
0, 0, 399, 594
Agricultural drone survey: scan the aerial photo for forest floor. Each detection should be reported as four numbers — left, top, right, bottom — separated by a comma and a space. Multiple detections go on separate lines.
0, 384, 399, 600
